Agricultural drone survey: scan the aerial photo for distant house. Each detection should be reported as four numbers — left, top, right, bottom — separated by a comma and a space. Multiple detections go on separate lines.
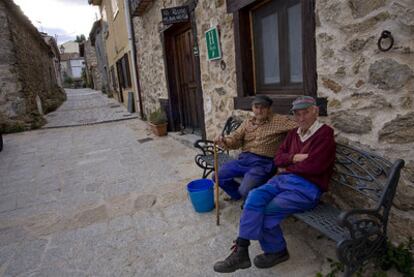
41, 33, 62, 87
59, 40, 80, 54
89, 0, 141, 114
0, 0, 66, 132
85, 19, 110, 93
59, 46, 85, 87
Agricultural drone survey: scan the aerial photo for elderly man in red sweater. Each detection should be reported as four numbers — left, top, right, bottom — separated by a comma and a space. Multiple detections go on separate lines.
214, 96, 336, 273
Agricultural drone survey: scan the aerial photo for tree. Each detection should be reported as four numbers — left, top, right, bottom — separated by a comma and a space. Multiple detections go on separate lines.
75, 34, 86, 43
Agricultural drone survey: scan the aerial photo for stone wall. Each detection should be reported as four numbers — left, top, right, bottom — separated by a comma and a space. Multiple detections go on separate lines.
0, 1, 24, 131
0, 0, 66, 132
315, 0, 414, 242
133, 0, 247, 126
132, 0, 414, 242
195, 0, 245, 138
133, 0, 183, 116
94, 30, 110, 94
85, 39, 103, 91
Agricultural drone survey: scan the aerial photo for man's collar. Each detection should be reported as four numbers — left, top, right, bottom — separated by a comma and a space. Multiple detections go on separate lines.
297, 120, 322, 141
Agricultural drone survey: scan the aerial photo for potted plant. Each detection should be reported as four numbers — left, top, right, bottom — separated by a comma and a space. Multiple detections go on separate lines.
148, 108, 168, 136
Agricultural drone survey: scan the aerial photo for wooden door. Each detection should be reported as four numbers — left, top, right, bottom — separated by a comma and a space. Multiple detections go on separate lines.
173, 27, 200, 131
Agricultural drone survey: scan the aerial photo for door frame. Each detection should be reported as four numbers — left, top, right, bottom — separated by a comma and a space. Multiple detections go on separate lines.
161, 3, 206, 139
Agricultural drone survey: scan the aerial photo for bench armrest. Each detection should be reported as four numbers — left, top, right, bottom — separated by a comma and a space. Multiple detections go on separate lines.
194, 139, 225, 156
337, 208, 383, 240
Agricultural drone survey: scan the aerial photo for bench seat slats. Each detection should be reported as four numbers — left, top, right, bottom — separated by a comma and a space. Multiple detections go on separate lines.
293, 203, 349, 242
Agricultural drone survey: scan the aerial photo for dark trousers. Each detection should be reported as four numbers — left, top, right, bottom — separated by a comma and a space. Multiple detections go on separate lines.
239, 174, 321, 253
214, 152, 275, 200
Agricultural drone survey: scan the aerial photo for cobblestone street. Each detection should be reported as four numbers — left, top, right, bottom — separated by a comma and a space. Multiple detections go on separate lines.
43, 89, 138, 128
0, 89, 340, 276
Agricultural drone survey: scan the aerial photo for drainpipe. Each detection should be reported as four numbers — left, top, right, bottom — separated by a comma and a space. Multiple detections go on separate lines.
123, 0, 144, 119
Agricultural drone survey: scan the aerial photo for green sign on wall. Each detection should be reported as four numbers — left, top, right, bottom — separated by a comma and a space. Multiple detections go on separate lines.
205, 26, 222, 60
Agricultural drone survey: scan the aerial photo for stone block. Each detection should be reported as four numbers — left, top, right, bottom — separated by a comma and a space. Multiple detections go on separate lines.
369, 58, 413, 89
400, 96, 412, 109
379, 112, 414, 144
321, 77, 342, 93
341, 11, 390, 33
331, 111, 372, 134
335, 66, 346, 77
391, 1, 414, 31
348, 92, 391, 110
347, 37, 370, 52
352, 56, 365, 74
355, 80, 365, 88
349, 0, 386, 18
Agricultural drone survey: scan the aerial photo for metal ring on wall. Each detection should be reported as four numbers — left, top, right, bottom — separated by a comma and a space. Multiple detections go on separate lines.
377, 30, 394, 52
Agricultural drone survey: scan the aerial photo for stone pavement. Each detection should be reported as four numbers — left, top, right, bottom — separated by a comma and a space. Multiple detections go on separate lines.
0, 89, 340, 276
43, 88, 138, 128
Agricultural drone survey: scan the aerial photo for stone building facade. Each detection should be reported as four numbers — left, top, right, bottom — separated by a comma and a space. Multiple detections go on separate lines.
315, 0, 414, 243
88, 19, 110, 94
84, 39, 101, 90
131, 0, 414, 242
0, 0, 66, 132
42, 34, 63, 88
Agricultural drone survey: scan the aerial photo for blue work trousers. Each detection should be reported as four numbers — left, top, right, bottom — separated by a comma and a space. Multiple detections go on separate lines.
239, 174, 321, 253
214, 152, 275, 200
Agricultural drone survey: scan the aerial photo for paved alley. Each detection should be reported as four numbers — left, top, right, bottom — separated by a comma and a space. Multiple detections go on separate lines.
0, 89, 338, 276
43, 89, 138, 128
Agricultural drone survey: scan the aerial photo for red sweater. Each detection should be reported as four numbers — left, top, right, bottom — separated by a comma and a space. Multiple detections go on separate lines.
274, 124, 336, 192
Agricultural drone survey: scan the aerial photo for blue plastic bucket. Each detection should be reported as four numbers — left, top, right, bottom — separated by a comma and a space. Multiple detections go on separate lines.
187, 179, 215, 213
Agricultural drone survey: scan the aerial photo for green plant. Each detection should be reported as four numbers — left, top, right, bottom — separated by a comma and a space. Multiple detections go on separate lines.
63, 75, 73, 87
315, 238, 414, 277
148, 108, 167, 125
376, 238, 414, 277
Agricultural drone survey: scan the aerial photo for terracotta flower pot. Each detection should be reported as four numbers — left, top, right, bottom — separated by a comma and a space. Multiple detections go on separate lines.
149, 122, 168, 136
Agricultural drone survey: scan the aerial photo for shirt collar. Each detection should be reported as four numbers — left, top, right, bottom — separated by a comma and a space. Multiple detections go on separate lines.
297, 120, 323, 142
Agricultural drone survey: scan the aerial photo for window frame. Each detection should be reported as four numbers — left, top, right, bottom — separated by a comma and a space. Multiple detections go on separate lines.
230, 0, 317, 114
110, 0, 119, 18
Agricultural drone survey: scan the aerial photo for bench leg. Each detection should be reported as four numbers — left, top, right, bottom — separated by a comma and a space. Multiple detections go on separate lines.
337, 235, 386, 276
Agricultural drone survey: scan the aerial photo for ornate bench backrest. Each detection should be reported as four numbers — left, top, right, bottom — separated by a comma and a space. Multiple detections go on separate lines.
221, 116, 243, 136
332, 143, 405, 215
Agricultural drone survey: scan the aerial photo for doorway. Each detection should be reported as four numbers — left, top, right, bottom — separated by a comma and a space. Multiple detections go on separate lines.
165, 22, 204, 135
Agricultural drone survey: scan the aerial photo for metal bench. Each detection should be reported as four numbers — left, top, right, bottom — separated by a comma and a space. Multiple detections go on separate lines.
193, 117, 405, 276
194, 117, 242, 178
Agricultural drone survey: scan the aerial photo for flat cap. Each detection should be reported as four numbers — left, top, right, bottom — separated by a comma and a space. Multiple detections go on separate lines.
252, 95, 273, 107
291, 96, 316, 111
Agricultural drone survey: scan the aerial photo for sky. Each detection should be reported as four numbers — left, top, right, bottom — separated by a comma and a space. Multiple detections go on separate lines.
13, 0, 100, 45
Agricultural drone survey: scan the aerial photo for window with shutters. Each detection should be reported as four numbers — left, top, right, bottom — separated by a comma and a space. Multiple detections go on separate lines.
116, 54, 132, 89
229, 0, 318, 114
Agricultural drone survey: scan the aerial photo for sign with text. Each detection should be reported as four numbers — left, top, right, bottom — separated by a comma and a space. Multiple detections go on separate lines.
161, 6, 189, 25
205, 26, 222, 60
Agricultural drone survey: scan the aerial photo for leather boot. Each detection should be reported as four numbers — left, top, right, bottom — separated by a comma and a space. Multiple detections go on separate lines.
253, 249, 290, 268
213, 239, 251, 273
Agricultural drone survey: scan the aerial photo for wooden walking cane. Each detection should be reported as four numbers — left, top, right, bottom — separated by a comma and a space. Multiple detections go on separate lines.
213, 143, 220, 226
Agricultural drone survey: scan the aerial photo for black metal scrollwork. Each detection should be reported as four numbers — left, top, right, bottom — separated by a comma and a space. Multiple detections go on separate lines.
377, 30, 394, 52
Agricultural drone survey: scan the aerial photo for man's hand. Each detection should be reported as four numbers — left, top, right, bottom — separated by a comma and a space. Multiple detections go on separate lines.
214, 135, 226, 148
277, 167, 287, 174
293, 154, 309, 163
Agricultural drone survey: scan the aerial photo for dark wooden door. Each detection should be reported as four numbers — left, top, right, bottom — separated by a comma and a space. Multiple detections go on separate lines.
173, 27, 200, 131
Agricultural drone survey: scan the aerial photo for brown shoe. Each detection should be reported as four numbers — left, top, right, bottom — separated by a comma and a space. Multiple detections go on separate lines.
253, 249, 289, 268
213, 241, 251, 273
